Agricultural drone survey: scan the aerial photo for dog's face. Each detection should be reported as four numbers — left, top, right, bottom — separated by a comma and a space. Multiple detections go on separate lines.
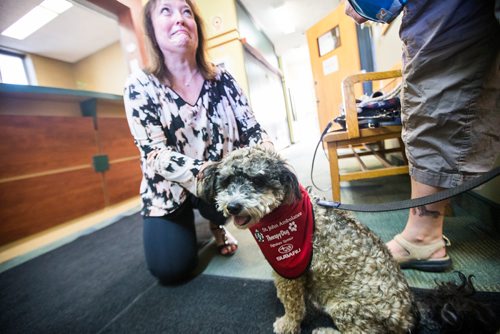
197, 147, 301, 229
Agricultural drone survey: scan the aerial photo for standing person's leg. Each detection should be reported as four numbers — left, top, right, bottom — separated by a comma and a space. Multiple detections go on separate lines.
391, 0, 499, 271
386, 178, 451, 270
143, 201, 198, 284
191, 196, 238, 256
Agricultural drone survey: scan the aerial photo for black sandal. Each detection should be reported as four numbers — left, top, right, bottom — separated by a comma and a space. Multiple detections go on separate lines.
209, 224, 238, 256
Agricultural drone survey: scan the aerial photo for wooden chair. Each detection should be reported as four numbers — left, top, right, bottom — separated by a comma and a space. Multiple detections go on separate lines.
323, 70, 409, 201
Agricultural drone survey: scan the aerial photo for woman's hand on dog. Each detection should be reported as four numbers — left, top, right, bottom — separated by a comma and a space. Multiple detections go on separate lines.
196, 160, 219, 201
258, 141, 275, 151
197, 160, 217, 180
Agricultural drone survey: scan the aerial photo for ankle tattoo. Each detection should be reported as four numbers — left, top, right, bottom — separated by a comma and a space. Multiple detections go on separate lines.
411, 206, 441, 218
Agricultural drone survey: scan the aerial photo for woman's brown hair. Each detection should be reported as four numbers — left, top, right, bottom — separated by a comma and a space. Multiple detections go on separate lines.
143, 0, 217, 82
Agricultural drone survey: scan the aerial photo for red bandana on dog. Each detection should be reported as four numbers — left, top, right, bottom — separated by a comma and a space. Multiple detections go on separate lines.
249, 186, 314, 279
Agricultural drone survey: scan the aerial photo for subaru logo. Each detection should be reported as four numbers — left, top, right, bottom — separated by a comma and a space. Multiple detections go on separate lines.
278, 244, 293, 254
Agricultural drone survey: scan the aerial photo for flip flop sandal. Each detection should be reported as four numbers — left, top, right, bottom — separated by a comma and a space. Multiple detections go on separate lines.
392, 234, 452, 272
210, 224, 238, 256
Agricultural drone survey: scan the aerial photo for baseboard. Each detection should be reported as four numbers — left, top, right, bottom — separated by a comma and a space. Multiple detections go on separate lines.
0, 197, 141, 273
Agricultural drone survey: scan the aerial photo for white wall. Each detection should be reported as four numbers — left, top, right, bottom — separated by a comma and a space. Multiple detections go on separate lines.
280, 44, 321, 143
371, 17, 403, 70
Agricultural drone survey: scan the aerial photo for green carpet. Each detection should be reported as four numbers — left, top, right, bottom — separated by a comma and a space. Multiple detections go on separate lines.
342, 175, 500, 292
281, 137, 499, 292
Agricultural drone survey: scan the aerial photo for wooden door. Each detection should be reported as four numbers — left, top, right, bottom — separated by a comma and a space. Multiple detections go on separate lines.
306, 2, 364, 132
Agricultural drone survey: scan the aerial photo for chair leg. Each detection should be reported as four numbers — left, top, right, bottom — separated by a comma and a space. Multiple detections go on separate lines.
398, 138, 409, 165
377, 140, 387, 161
327, 142, 341, 202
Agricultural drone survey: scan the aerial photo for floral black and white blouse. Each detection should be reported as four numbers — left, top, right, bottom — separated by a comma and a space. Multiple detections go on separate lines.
124, 67, 270, 217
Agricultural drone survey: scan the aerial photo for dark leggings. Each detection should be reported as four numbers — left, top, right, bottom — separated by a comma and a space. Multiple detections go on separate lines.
143, 196, 225, 284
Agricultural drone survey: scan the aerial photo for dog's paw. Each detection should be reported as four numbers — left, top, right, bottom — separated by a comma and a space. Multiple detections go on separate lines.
311, 327, 340, 334
273, 316, 301, 334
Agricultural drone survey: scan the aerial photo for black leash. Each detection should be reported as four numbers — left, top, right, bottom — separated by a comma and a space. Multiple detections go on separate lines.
316, 166, 500, 212
310, 121, 334, 192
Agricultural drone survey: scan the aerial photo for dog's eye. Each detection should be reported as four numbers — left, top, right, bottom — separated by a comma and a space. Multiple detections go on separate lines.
219, 176, 231, 188
253, 175, 267, 188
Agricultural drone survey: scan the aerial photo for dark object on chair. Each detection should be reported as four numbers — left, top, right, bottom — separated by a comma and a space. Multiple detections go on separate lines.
323, 70, 409, 201
334, 96, 401, 129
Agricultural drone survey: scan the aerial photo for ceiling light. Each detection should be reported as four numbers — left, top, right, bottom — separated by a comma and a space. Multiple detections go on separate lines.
40, 0, 73, 14
1, 7, 57, 40
280, 23, 295, 35
1, 0, 73, 40
274, 3, 296, 35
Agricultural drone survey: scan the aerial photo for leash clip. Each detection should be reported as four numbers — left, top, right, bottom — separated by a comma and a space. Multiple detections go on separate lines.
316, 199, 342, 209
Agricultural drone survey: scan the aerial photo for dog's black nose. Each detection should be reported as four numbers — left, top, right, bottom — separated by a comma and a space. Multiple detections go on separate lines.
227, 202, 243, 215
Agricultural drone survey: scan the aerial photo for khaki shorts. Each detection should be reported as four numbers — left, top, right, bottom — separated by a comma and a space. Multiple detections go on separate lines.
400, 0, 500, 188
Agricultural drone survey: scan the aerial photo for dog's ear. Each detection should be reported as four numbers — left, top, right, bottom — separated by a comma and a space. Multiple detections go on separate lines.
279, 163, 301, 205
196, 162, 219, 202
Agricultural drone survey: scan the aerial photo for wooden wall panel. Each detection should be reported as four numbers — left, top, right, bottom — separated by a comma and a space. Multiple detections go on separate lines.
105, 159, 142, 205
0, 97, 82, 117
0, 168, 106, 245
0, 115, 97, 179
97, 117, 138, 160
0, 86, 142, 247
96, 100, 127, 118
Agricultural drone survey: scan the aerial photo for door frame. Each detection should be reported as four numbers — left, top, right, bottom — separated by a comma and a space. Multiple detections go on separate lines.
87, 0, 148, 70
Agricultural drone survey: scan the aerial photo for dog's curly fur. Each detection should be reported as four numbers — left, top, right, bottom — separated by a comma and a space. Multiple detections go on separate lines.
198, 147, 416, 333
197, 146, 496, 334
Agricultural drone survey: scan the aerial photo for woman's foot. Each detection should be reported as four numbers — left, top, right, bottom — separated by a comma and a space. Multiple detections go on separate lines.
209, 223, 238, 256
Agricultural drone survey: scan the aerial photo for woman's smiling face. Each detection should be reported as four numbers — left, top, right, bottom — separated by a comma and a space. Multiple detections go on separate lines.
150, 0, 199, 55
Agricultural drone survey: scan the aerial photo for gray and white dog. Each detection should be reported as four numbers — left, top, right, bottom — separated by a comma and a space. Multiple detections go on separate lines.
197, 146, 416, 333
